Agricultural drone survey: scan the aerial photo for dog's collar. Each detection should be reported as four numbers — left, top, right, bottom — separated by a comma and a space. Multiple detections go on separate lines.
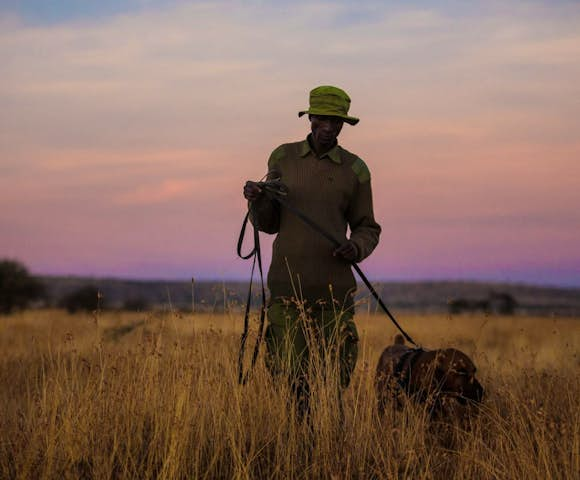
394, 348, 424, 393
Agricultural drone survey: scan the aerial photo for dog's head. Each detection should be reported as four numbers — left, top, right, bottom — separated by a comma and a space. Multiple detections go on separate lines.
434, 349, 484, 405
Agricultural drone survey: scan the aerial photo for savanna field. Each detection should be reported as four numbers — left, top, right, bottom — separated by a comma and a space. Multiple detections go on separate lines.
0, 307, 578, 479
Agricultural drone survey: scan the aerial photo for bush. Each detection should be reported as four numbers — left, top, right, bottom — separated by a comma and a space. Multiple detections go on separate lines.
60, 285, 104, 314
122, 297, 149, 312
0, 259, 45, 314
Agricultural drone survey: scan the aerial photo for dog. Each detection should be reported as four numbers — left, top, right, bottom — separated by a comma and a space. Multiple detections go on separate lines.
375, 335, 484, 419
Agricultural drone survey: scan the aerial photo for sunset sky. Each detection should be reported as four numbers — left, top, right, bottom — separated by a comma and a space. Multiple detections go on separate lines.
1, 1, 579, 286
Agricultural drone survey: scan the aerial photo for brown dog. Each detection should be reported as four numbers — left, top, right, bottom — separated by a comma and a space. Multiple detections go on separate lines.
375, 335, 484, 417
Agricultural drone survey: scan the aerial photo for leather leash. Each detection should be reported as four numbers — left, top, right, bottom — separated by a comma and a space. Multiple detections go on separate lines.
237, 180, 419, 385
236, 209, 266, 385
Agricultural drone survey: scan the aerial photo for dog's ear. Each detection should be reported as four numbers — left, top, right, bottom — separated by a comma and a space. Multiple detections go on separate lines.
394, 334, 405, 345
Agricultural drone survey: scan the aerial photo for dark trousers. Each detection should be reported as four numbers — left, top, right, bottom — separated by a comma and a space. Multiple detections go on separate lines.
264, 300, 359, 419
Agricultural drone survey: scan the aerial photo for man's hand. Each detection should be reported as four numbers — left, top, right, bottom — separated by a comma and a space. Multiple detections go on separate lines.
243, 181, 263, 201
333, 241, 358, 262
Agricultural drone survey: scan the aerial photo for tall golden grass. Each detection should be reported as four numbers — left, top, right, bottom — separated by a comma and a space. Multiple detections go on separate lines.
0, 308, 578, 479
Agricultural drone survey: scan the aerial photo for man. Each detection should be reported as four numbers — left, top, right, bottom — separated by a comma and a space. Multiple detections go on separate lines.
243, 85, 381, 417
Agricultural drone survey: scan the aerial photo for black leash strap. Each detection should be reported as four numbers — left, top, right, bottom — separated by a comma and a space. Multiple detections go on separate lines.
236, 210, 266, 385
268, 187, 419, 348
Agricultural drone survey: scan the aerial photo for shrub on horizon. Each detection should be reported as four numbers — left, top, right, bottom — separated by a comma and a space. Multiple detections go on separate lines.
59, 285, 104, 314
0, 259, 46, 314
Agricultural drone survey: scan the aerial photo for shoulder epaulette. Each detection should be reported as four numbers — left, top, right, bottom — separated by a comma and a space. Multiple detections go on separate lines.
351, 156, 371, 183
268, 144, 287, 169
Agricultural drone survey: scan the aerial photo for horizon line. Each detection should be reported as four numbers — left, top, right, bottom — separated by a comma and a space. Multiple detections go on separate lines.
36, 273, 580, 290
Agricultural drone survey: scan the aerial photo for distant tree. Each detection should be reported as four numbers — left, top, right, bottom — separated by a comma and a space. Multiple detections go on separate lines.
0, 259, 45, 314
488, 291, 518, 315
449, 292, 517, 315
60, 285, 103, 314
122, 297, 149, 312
448, 298, 490, 315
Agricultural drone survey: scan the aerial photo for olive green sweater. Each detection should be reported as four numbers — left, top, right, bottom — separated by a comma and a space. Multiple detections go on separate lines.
251, 136, 381, 310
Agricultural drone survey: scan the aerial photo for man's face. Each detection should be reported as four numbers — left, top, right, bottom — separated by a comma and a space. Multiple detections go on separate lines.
310, 115, 343, 151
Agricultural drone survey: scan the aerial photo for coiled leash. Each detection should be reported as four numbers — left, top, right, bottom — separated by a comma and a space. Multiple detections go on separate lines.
237, 179, 419, 384
236, 207, 267, 385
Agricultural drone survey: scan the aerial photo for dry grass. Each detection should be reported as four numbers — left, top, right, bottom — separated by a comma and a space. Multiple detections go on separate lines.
0, 308, 578, 479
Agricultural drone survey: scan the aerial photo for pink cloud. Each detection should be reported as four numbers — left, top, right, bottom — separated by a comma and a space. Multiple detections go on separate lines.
115, 179, 197, 205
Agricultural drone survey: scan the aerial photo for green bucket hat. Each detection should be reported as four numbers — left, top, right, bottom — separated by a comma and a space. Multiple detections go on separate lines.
298, 85, 359, 126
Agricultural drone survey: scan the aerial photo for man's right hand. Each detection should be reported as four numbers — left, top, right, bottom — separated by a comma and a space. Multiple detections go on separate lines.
243, 181, 263, 201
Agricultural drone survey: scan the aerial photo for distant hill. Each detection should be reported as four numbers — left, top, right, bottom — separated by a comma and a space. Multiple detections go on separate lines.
38, 276, 580, 317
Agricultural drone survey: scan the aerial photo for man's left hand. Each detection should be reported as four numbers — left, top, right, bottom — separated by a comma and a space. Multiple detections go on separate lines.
333, 241, 358, 262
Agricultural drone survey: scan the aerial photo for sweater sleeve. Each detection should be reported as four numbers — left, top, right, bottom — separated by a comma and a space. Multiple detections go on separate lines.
347, 167, 382, 262
249, 146, 284, 234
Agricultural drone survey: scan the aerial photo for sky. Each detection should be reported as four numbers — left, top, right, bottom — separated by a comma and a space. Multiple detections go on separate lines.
1, 0, 579, 286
